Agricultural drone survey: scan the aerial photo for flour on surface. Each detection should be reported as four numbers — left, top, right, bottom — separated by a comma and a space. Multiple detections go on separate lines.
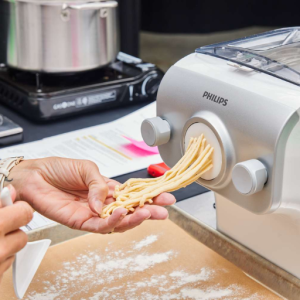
24, 234, 269, 300
180, 287, 233, 299
25, 235, 174, 300
87, 283, 244, 300
27, 291, 61, 300
96, 251, 173, 273
86, 272, 264, 300
239, 293, 265, 300
169, 268, 212, 285
133, 235, 158, 250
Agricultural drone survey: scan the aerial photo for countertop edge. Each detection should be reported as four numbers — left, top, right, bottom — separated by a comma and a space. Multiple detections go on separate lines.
167, 205, 300, 300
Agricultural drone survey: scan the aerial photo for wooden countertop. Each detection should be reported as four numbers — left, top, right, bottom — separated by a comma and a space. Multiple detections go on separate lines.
0, 219, 280, 300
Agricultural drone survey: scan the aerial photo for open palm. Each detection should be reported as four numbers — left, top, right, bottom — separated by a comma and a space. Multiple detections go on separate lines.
8, 157, 176, 234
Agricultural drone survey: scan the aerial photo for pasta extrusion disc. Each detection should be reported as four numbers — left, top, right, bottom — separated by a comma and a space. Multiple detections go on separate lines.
185, 123, 222, 180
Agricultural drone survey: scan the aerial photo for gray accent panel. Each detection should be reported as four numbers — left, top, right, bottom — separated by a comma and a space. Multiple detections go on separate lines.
270, 111, 299, 211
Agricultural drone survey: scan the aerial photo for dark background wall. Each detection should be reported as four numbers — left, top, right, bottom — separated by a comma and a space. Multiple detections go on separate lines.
140, 0, 300, 33
118, 0, 140, 56
0, 1, 9, 65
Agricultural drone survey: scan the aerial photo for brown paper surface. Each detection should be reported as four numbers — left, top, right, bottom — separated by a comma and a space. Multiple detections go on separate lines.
0, 219, 280, 300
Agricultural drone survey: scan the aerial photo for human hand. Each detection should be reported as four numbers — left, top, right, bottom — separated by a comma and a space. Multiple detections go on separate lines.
0, 185, 33, 284
6, 158, 176, 234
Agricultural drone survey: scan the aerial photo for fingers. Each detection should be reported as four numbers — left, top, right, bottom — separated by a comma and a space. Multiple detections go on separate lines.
102, 177, 120, 186
0, 184, 17, 209
0, 230, 27, 263
103, 192, 175, 231
139, 205, 169, 220
114, 209, 151, 233
79, 161, 109, 215
106, 179, 120, 197
80, 207, 128, 234
7, 185, 17, 204
0, 255, 15, 276
152, 193, 176, 206
104, 197, 115, 205
0, 186, 30, 280
104, 191, 176, 207
0, 201, 33, 235
140, 193, 174, 220
106, 208, 128, 232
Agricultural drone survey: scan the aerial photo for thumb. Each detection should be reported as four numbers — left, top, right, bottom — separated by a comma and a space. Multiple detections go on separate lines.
79, 160, 109, 215
7, 184, 17, 202
0, 184, 17, 208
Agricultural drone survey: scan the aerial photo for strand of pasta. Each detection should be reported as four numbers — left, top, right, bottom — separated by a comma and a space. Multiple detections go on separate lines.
113, 136, 204, 199
102, 149, 212, 216
100, 135, 214, 218
115, 144, 212, 203
102, 139, 213, 217
116, 136, 199, 191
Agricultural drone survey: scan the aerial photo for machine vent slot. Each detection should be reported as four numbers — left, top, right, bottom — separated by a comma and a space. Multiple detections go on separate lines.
0, 82, 24, 108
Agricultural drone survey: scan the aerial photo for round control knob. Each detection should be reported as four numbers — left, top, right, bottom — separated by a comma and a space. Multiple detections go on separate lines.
232, 159, 267, 195
141, 117, 171, 147
141, 75, 161, 97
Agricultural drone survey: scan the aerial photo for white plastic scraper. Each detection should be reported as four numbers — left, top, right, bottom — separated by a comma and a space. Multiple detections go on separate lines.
0, 187, 51, 299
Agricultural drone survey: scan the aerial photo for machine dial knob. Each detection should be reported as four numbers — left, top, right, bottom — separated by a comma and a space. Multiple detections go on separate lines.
232, 159, 267, 195
142, 75, 161, 96
141, 117, 171, 147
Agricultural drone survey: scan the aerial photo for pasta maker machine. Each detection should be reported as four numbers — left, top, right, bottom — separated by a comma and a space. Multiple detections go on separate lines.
141, 27, 300, 279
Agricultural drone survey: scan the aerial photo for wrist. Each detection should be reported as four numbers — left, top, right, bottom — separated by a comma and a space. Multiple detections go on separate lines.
0, 157, 24, 191
3, 159, 34, 201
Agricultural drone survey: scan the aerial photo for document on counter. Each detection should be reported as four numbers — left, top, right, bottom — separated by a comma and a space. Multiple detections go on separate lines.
0, 102, 163, 178
20, 212, 56, 233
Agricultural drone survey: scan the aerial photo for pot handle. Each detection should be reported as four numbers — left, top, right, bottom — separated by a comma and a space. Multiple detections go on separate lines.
63, 1, 118, 10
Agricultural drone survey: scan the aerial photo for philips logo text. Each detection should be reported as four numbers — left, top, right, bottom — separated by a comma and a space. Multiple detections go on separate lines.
203, 91, 228, 106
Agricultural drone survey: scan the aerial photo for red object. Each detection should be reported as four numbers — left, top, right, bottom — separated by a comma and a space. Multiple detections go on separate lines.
147, 162, 170, 177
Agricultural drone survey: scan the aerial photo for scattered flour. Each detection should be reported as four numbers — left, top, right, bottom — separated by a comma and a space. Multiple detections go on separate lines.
169, 268, 212, 285
25, 235, 174, 300
99, 285, 234, 300
239, 293, 265, 300
96, 251, 173, 273
27, 291, 61, 300
88, 291, 110, 300
180, 287, 233, 299
135, 282, 147, 288
86, 271, 261, 300
24, 234, 267, 300
133, 235, 158, 250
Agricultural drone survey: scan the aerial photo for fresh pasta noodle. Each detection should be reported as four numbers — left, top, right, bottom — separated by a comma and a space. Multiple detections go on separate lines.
100, 135, 214, 218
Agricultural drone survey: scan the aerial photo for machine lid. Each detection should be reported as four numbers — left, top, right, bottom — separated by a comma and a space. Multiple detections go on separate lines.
196, 27, 300, 86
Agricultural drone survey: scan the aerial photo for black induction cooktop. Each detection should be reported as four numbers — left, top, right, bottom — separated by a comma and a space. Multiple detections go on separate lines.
0, 53, 163, 121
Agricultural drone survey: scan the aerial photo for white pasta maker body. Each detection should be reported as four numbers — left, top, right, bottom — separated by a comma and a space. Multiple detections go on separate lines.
141, 27, 300, 278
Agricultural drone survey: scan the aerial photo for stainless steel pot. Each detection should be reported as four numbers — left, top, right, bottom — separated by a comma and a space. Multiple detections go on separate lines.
5, 0, 119, 73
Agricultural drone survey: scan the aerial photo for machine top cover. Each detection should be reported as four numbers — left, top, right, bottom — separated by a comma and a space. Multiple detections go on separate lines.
196, 27, 300, 87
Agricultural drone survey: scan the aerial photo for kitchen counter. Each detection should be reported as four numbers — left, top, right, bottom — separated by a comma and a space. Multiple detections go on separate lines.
0, 219, 280, 300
